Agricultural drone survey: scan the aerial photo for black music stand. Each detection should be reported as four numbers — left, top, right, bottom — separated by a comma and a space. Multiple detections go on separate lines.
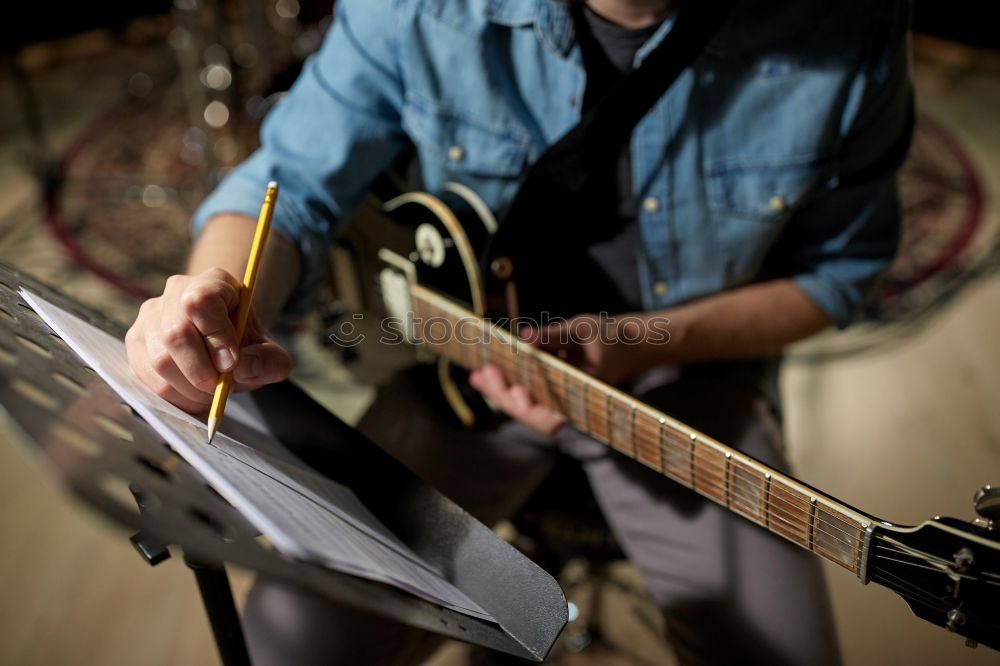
0, 263, 567, 665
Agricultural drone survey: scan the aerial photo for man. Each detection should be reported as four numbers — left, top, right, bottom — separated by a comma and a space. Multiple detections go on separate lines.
126, 0, 913, 663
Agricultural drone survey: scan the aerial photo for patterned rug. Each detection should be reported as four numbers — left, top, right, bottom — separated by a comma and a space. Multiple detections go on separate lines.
867, 114, 995, 322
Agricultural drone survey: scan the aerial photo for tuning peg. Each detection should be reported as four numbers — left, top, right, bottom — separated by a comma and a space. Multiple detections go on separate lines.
973, 485, 1000, 527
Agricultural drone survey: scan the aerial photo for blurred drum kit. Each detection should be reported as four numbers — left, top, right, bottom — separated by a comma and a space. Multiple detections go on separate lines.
42, 0, 333, 299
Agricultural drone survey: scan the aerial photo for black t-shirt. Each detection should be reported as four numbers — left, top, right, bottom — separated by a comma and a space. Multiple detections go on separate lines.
556, 6, 664, 316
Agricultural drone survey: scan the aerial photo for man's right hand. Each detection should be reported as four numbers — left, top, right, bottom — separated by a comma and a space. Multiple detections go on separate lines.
125, 267, 293, 413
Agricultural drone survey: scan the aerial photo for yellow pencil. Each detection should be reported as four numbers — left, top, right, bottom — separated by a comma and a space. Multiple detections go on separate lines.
206, 180, 279, 443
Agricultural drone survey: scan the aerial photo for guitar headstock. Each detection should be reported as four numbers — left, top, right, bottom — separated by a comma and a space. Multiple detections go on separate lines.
864, 489, 1000, 651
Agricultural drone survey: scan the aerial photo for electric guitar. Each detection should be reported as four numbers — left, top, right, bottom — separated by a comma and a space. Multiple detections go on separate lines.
328, 182, 1000, 652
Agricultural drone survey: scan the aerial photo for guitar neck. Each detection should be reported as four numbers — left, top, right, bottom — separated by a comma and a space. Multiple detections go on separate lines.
409, 284, 876, 575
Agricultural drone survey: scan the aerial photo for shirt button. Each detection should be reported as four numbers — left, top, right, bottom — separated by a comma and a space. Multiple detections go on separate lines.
643, 197, 660, 213
447, 145, 465, 162
653, 281, 669, 296
769, 195, 786, 212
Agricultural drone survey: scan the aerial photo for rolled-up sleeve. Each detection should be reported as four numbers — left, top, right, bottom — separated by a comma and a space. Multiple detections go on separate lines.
780, 1, 914, 327
192, 0, 408, 298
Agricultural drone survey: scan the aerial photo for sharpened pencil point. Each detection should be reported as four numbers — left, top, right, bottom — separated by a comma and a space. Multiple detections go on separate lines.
207, 416, 218, 444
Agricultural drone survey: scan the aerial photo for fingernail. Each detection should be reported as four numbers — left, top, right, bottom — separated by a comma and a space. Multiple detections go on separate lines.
214, 347, 235, 371
234, 354, 262, 382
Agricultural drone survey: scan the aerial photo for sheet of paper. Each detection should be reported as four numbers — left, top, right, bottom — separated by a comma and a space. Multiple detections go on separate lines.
21, 289, 492, 622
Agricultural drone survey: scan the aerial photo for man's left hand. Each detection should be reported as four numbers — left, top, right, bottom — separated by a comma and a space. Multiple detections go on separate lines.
468, 312, 671, 435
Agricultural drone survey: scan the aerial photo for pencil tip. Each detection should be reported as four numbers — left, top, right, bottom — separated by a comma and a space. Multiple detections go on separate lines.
267, 180, 279, 190
206, 417, 218, 444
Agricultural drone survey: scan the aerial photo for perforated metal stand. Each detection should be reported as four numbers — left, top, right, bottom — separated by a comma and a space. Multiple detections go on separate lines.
0, 263, 567, 664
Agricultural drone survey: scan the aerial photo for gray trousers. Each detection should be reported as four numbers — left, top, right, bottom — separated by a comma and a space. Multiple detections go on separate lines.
244, 365, 841, 666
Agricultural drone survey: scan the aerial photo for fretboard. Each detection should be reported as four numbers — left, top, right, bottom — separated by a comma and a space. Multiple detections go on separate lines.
408, 284, 875, 575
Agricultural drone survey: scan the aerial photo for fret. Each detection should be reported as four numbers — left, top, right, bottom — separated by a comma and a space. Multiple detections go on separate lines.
463, 314, 488, 371
476, 330, 492, 368
489, 330, 514, 383
688, 434, 697, 487
566, 373, 588, 431
423, 312, 451, 354
410, 294, 429, 344
633, 409, 661, 471
763, 474, 772, 528
406, 286, 875, 576
561, 367, 575, 413
813, 503, 865, 574
451, 311, 476, 370
766, 478, 811, 548
728, 459, 767, 524
550, 366, 569, 413
723, 452, 732, 508
692, 441, 727, 504
659, 423, 691, 486
503, 336, 519, 382
807, 497, 817, 552
608, 398, 633, 455
604, 392, 613, 445
630, 405, 638, 457
531, 358, 555, 410
516, 345, 532, 392
586, 383, 609, 442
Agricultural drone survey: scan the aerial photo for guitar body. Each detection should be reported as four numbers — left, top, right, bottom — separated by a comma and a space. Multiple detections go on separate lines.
328, 180, 500, 426
327, 183, 1000, 652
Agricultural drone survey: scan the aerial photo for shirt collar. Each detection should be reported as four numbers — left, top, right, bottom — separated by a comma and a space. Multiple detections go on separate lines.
482, 0, 731, 58
484, 0, 575, 54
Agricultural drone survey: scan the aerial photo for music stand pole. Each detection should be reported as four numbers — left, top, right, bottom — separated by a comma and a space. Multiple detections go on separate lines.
128, 481, 251, 666
185, 556, 252, 666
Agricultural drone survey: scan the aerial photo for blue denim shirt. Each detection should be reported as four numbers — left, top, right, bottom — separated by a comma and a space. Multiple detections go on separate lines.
194, 0, 913, 327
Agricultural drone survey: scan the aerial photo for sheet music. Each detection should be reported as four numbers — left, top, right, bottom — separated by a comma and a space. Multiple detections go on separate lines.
20, 289, 493, 622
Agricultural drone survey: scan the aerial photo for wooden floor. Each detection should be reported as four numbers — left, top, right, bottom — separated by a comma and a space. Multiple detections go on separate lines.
1, 28, 998, 666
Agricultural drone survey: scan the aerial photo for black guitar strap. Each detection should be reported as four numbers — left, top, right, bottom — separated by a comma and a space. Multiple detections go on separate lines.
484, 0, 736, 303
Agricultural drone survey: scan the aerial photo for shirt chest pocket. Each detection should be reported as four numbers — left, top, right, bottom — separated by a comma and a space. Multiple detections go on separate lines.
704, 158, 835, 283
400, 98, 530, 212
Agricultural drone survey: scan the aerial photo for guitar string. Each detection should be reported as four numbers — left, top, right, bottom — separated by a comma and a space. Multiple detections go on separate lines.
872, 574, 997, 636
521, 369, 867, 539
495, 352, 865, 526
460, 360, 983, 576
870, 573, 956, 617
685, 482, 863, 551
421, 329, 867, 553
519, 374, 870, 551
872, 541, 1000, 623
550, 394, 867, 552
560, 412, 869, 546
873, 568, 994, 626
873, 567, 996, 629
418, 309, 996, 590
873, 539, 960, 569
873, 553, 967, 576
872, 543, 956, 568
872, 572, 955, 614
435, 378, 864, 552
876, 534, 981, 570
431, 334, 1000, 577
594, 427, 870, 547
420, 316, 888, 548
872, 547, 1000, 587
647, 466, 865, 547
874, 567, 951, 602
